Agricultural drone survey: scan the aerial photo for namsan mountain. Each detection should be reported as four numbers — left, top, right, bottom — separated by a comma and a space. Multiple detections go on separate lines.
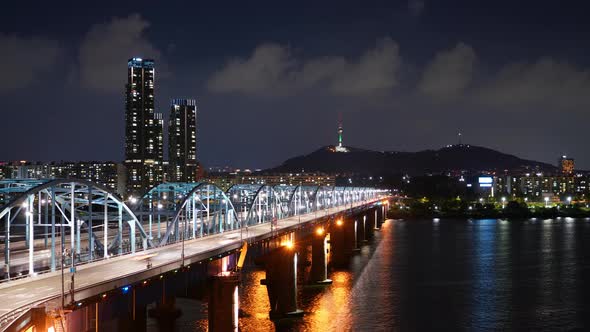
268, 144, 558, 175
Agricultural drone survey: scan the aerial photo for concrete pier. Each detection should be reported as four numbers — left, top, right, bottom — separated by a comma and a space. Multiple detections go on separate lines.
208, 272, 240, 331
310, 229, 332, 284
260, 245, 303, 319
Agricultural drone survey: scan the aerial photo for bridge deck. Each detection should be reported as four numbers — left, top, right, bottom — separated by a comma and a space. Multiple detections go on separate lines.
0, 199, 379, 329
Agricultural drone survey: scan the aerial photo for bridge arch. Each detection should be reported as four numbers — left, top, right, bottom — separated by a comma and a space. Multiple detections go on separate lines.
134, 182, 239, 246
227, 184, 284, 227
273, 185, 299, 217
0, 179, 149, 281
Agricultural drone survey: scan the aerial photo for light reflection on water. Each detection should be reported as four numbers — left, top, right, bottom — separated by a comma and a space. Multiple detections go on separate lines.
184, 218, 589, 331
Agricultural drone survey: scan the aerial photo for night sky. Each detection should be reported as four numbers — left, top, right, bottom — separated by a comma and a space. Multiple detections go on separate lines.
1, 1, 589, 169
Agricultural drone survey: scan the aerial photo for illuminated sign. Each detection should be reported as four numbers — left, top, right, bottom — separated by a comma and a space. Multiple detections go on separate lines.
479, 177, 493, 188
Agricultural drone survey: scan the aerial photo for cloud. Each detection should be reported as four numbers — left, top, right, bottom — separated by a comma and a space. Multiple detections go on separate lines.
77, 14, 161, 93
418, 42, 476, 99
408, 0, 425, 16
207, 37, 401, 98
207, 43, 296, 96
0, 34, 61, 92
474, 58, 590, 110
208, 37, 590, 115
329, 38, 401, 96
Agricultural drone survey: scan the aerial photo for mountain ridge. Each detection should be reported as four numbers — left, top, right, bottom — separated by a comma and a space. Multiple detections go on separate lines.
267, 144, 558, 175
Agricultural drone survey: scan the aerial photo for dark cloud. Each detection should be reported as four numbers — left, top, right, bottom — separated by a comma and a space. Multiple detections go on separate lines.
408, 0, 425, 16
329, 38, 401, 97
207, 37, 401, 98
76, 14, 162, 94
0, 34, 61, 92
474, 58, 590, 110
419, 42, 476, 100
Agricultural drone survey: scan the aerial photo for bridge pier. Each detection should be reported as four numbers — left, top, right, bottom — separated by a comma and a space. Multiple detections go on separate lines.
208, 272, 240, 331
374, 206, 382, 230
129, 288, 148, 332
329, 217, 355, 267
310, 229, 332, 285
364, 212, 375, 240
353, 218, 362, 252
358, 216, 367, 244
260, 245, 303, 319
148, 296, 181, 331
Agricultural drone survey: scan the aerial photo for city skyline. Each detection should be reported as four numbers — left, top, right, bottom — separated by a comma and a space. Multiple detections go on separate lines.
1, 0, 590, 169
1, 3, 590, 330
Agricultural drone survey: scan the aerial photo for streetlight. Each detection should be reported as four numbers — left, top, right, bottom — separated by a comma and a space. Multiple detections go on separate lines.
567, 196, 572, 206
544, 197, 549, 208
501, 197, 506, 209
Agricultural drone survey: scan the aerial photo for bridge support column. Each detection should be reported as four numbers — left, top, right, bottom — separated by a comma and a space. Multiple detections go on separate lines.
374, 206, 382, 230
330, 217, 355, 267
131, 288, 147, 332
260, 246, 303, 319
148, 296, 181, 331
360, 215, 368, 243
115, 302, 146, 331
208, 272, 240, 332
310, 230, 332, 285
364, 212, 375, 240
354, 218, 363, 250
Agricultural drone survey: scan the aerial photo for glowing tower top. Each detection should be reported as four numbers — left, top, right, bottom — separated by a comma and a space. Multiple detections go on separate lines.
335, 114, 348, 152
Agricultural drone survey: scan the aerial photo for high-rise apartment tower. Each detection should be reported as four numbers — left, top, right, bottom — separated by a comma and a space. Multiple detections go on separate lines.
124, 58, 163, 196
168, 99, 198, 182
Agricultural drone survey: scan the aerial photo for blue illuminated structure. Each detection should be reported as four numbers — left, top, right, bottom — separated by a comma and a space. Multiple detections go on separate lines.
0, 178, 383, 283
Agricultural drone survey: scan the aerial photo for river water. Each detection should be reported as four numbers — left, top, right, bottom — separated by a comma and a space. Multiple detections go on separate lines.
163, 218, 590, 331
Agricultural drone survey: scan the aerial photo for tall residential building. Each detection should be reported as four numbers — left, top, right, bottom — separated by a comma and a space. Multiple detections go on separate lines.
168, 99, 198, 182
559, 156, 575, 175
124, 58, 163, 197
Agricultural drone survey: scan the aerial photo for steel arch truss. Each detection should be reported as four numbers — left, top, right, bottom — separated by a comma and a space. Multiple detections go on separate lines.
227, 184, 284, 227
273, 185, 299, 218
134, 182, 240, 246
0, 179, 149, 281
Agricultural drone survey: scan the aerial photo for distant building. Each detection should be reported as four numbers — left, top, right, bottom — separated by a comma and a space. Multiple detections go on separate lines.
124, 58, 163, 196
168, 99, 198, 182
490, 173, 577, 200
1, 161, 122, 194
559, 156, 575, 175
205, 172, 336, 191
0, 162, 8, 180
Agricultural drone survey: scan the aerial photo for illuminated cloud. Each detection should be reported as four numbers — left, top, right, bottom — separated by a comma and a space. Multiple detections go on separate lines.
329, 38, 401, 97
207, 43, 296, 96
419, 42, 476, 100
208, 37, 401, 98
77, 14, 162, 93
474, 57, 590, 110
